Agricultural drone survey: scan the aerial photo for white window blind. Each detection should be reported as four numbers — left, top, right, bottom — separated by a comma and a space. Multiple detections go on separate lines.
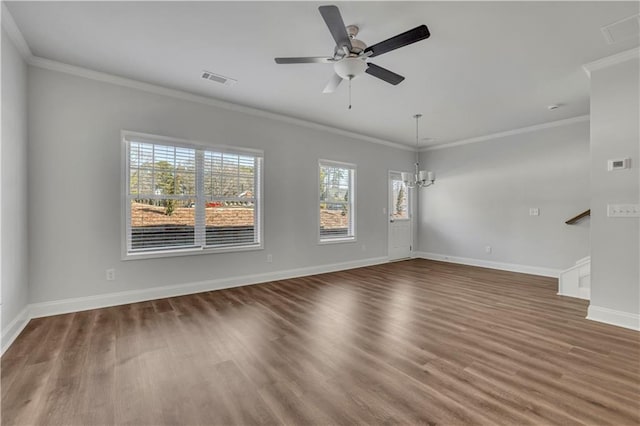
319, 160, 356, 242
124, 133, 263, 258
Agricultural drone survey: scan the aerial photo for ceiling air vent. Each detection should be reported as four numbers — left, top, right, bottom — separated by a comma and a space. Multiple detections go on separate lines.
601, 14, 640, 44
201, 70, 237, 87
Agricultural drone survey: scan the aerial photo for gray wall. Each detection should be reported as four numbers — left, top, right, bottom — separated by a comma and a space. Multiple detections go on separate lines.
589, 58, 639, 317
417, 121, 591, 271
27, 67, 414, 304
1, 29, 29, 329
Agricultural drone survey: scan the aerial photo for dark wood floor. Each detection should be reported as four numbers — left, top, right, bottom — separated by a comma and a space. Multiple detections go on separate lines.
2, 259, 639, 425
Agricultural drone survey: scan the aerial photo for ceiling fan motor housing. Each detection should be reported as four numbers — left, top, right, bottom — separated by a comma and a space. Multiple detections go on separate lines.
334, 38, 366, 58
348, 38, 367, 54
334, 57, 367, 79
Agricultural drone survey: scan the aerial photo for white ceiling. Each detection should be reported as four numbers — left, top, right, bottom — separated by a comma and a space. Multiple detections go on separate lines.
6, 1, 639, 147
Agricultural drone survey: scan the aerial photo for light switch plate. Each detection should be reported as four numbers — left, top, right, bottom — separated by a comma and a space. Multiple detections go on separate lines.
607, 204, 640, 217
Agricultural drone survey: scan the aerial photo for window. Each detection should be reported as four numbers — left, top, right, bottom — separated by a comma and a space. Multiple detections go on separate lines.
123, 132, 262, 259
319, 160, 355, 243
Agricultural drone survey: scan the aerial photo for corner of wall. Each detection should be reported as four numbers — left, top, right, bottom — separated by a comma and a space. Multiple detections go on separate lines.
1, 306, 29, 355
1, 5, 31, 356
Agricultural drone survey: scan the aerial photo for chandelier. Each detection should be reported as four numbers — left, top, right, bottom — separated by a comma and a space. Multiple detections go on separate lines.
402, 114, 435, 188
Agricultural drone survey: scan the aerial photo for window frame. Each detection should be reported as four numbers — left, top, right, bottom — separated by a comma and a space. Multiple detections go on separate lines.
121, 130, 264, 260
318, 159, 357, 245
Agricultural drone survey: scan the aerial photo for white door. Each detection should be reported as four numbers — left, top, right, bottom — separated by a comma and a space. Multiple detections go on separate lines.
388, 171, 412, 261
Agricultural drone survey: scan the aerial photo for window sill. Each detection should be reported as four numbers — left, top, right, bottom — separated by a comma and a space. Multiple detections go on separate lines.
318, 237, 356, 245
123, 243, 263, 261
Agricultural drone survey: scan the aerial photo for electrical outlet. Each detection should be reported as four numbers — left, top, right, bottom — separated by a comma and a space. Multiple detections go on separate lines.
267, 254, 273, 263
485, 246, 492, 254
361, 244, 367, 252
106, 268, 116, 281
529, 208, 540, 216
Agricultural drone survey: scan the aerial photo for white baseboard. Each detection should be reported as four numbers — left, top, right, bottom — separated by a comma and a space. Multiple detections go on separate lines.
27, 256, 389, 320
1, 306, 30, 355
557, 290, 591, 300
587, 305, 640, 331
1, 256, 387, 354
413, 251, 561, 278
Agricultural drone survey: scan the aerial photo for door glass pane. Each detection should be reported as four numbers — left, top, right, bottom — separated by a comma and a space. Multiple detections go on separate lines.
392, 179, 409, 220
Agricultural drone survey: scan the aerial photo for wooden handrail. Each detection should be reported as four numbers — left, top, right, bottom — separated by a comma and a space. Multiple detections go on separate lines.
565, 209, 590, 225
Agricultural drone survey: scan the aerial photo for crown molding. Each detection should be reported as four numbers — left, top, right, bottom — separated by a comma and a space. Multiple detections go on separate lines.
7, 8, 600, 155
421, 115, 590, 152
582, 47, 640, 78
27, 56, 414, 152
28, 54, 592, 155
1, 2, 32, 60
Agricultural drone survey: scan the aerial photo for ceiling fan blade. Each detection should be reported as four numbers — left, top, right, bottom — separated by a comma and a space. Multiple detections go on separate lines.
364, 25, 430, 58
318, 5, 352, 51
323, 73, 343, 93
275, 57, 335, 64
365, 63, 405, 85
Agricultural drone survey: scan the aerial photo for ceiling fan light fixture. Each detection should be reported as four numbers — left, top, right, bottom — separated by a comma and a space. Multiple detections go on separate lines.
334, 57, 367, 80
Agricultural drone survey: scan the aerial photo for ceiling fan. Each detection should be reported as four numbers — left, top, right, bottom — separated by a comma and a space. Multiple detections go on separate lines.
274, 5, 430, 94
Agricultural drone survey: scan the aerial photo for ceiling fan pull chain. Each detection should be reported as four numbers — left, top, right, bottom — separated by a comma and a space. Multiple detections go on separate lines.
348, 77, 352, 110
